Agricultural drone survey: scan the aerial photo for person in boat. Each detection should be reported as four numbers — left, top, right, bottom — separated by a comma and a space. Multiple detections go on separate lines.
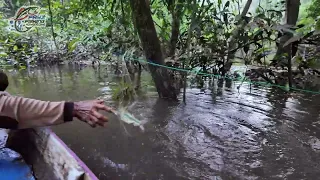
0, 71, 112, 129
0, 94, 112, 129
0, 71, 8, 92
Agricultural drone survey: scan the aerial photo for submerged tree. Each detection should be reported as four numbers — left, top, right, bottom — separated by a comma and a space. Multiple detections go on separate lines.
273, 0, 301, 87
129, 0, 178, 100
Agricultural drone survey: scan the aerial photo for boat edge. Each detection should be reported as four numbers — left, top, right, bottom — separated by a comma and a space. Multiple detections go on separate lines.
47, 128, 99, 180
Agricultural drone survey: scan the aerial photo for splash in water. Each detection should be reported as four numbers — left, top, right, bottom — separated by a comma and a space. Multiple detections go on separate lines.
109, 53, 146, 133
111, 107, 146, 132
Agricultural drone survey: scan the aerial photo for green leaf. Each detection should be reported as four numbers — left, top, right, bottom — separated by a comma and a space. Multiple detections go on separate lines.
316, 20, 320, 31
19, 65, 26, 70
0, 52, 7, 57
218, 0, 222, 7
13, 45, 18, 51
103, 20, 112, 29
224, 1, 230, 9
68, 38, 79, 53
33, 46, 38, 53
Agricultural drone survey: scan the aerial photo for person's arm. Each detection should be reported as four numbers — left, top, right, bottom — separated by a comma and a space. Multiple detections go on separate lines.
0, 93, 73, 129
0, 92, 111, 129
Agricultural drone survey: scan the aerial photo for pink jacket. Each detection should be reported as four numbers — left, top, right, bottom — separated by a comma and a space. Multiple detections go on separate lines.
0, 92, 73, 129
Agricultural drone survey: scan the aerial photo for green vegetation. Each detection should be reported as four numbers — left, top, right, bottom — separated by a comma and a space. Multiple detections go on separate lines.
0, 0, 320, 101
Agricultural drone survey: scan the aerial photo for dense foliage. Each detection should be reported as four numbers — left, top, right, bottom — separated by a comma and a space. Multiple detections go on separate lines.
0, 0, 319, 99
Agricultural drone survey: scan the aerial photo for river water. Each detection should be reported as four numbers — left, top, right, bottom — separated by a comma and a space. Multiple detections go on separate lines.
5, 64, 320, 180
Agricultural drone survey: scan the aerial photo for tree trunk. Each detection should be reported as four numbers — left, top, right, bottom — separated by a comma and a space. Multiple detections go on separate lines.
274, 0, 300, 87
273, 0, 300, 61
183, 0, 198, 103
129, 0, 177, 100
288, 44, 293, 88
47, 0, 60, 60
169, 0, 184, 57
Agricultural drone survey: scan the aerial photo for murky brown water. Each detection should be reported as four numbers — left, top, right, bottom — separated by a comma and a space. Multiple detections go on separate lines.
5, 64, 320, 180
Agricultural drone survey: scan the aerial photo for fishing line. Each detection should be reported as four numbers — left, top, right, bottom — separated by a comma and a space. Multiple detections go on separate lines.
109, 52, 320, 95
105, 48, 320, 132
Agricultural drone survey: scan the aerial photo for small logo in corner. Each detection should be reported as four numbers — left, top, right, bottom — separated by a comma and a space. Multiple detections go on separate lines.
8, 6, 46, 33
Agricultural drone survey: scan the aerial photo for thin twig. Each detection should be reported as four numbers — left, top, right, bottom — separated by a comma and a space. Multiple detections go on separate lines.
47, 0, 60, 60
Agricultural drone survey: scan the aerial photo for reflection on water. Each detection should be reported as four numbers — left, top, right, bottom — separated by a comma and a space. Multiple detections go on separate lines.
5, 65, 320, 180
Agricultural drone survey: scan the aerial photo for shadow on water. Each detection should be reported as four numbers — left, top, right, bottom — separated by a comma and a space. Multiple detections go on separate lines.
4, 64, 320, 180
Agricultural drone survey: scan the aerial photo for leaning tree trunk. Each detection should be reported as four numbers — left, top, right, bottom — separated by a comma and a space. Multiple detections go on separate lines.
129, 0, 177, 100
225, 0, 252, 74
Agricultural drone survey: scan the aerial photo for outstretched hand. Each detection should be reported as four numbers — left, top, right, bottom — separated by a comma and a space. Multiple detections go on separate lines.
73, 99, 113, 127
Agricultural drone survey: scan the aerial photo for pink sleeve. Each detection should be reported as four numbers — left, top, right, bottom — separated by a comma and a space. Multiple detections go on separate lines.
0, 92, 74, 129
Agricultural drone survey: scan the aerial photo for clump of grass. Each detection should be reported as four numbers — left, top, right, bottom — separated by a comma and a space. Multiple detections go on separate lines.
111, 81, 136, 102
